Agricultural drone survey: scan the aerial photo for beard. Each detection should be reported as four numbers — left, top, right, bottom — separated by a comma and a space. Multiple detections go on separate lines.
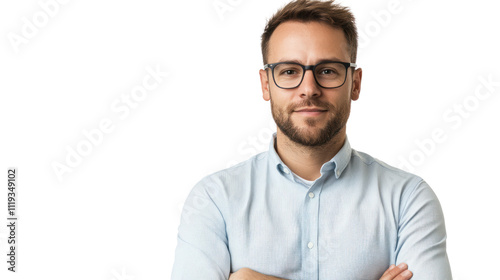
270, 95, 350, 147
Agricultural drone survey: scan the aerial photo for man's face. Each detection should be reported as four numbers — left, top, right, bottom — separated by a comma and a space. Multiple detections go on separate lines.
259, 21, 361, 147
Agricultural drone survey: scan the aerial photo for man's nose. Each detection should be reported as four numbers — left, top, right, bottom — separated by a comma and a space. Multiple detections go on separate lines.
299, 69, 321, 98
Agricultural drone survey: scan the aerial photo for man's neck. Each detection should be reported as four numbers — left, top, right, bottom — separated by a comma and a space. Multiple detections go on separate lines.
275, 128, 346, 181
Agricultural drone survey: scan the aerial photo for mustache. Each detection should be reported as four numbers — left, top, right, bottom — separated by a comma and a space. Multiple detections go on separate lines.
287, 99, 334, 113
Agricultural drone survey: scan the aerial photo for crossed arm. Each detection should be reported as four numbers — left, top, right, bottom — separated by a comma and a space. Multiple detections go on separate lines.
229, 263, 413, 280
172, 180, 451, 279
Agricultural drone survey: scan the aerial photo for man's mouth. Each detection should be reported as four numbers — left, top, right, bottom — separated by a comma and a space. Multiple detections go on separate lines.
293, 107, 328, 113
293, 107, 328, 116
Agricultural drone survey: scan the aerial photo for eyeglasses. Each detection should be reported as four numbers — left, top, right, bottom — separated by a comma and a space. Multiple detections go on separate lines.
263, 61, 357, 89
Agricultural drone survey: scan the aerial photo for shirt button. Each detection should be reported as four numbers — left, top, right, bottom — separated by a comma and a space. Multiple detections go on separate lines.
308, 192, 315, 198
308, 242, 314, 249
283, 168, 290, 174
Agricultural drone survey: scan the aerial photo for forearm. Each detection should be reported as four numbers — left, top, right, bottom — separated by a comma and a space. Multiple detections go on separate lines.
230, 264, 413, 280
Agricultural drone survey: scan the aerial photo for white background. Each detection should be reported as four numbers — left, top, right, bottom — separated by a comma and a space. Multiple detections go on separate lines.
0, 0, 499, 279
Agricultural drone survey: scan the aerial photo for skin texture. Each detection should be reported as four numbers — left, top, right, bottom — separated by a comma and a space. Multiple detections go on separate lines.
229, 21, 414, 279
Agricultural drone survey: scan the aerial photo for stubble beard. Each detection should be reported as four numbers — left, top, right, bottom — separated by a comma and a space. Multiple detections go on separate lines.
271, 97, 350, 147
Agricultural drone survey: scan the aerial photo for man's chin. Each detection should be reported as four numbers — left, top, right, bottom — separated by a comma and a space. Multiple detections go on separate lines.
290, 119, 329, 132
286, 128, 329, 145
291, 116, 326, 127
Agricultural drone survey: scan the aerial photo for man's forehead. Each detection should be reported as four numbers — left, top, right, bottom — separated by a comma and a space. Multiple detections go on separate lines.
267, 21, 351, 63
273, 57, 347, 64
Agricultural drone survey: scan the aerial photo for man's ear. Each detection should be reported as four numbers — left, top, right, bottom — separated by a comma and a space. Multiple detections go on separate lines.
260, 69, 271, 101
351, 68, 362, 101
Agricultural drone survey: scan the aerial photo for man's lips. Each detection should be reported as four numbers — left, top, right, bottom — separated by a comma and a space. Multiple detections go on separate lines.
293, 107, 328, 116
294, 107, 328, 112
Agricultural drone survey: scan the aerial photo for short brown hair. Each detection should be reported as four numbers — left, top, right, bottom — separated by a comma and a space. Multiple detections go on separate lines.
261, 0, 358, 65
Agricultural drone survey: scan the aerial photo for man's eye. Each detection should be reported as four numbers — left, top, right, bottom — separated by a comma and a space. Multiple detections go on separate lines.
281, 69, 297, 75
320, 69, 337, 75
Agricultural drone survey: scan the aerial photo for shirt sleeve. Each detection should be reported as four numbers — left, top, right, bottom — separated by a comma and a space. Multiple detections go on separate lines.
171, 178, 231, 280
395, 180, 453, 280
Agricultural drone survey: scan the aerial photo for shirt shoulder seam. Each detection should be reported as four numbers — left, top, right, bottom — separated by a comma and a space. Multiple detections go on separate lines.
350, 149, 422, 180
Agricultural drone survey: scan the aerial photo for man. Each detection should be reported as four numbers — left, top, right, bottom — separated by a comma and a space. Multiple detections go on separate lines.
171, 0, 452, 279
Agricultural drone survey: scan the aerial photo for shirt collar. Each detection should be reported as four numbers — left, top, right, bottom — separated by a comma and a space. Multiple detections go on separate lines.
268, 132, 352, 179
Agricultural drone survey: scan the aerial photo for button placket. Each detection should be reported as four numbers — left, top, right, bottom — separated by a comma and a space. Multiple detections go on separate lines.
302, 183, 320, 279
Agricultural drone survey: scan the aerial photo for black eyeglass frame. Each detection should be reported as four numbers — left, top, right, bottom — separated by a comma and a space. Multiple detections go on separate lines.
263, 61, 357, 89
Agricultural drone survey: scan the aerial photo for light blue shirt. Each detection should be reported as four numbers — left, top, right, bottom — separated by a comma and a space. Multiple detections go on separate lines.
172, 133, 452, 279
